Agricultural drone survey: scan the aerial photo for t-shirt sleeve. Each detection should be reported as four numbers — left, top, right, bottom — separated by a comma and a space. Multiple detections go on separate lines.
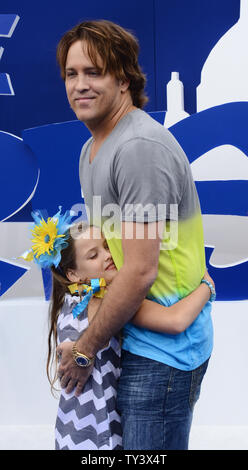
112, 138, 183, 222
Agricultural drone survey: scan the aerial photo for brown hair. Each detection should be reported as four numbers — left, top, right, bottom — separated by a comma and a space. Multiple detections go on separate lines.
56, 19, 148, 109
47, 221, 90, 393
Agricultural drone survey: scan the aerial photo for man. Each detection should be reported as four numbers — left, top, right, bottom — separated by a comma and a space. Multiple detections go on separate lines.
56, 20, 214, 450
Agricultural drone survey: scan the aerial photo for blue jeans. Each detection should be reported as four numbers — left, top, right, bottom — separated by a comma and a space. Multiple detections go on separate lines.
116, 351, 209, 450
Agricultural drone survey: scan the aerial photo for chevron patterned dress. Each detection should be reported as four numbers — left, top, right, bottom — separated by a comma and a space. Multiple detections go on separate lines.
55, 294, 123, 450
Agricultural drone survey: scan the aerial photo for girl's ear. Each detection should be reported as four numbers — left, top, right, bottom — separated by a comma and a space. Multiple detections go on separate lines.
66, 269, 81, 283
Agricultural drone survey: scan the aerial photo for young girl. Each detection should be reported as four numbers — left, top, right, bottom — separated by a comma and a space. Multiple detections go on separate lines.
21, 208, 215, 451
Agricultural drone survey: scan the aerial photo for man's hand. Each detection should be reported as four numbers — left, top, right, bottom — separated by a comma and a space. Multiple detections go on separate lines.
57, 341, 94, 397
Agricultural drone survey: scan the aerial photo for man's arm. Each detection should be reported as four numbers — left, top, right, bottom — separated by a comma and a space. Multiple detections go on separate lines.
58, 221, 162, 396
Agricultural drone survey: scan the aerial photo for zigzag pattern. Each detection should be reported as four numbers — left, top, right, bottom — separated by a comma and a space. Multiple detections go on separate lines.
55, 427, 122, 450
56, 409, 121, 435
58, 393, 118, 425
55, 295, 123, 450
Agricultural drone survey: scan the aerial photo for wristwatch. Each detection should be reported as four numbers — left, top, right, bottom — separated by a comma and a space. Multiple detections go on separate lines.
72, 343, 95, 368
201, 279, 216, 302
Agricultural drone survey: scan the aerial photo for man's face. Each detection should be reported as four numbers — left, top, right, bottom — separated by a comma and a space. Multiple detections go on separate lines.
65, 40, 127, 128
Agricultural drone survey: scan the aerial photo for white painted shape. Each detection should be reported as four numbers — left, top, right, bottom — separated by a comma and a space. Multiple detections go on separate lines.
164, 71, 190, 128
0, 14, 20, 38
0, 73, 15, 96
191, 145, 248, 181
0, 299, 57, 426
0, 299, 247, 446
190, 426, 248, 450
0, 130, 22, 140
197, 0, 248, 111
192, 300, 248, 426
0, 222, 45, 298
0, 131, 40, 222
1, 424, 248, 450
202, 214, 248, 267
0, 256, 30, 271
0, 47, 4, 60
1, 169, 40, 222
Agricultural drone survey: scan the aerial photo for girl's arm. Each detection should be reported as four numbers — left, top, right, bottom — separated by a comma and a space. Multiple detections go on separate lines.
131, 271, 214, 335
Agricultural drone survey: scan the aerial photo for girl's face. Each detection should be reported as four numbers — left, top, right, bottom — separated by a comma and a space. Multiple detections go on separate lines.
67, 226, 117, 284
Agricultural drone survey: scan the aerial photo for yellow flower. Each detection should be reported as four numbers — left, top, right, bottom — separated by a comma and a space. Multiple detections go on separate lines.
31, 217, 64, 257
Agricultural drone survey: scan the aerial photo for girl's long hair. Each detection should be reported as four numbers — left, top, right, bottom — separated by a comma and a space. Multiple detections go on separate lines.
46, 221, 89, 393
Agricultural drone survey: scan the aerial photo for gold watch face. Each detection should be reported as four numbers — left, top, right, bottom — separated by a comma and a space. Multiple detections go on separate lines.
75, 355, 89, 367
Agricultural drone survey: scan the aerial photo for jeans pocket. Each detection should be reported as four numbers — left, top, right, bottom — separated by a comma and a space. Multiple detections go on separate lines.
189, 358, 209, 412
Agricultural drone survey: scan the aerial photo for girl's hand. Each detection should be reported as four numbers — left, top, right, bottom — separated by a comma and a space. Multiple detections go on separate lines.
203, 269, 215, 290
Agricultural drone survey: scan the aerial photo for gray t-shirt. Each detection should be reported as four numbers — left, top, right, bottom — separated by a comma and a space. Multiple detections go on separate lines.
79, 108, 213, 371
79, 108, 199, 224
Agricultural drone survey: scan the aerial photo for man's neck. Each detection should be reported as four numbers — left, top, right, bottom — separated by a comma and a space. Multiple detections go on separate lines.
88, 102, 136, 144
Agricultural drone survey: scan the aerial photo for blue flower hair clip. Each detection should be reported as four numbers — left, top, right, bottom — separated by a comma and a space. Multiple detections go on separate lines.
19, 206, 75, 269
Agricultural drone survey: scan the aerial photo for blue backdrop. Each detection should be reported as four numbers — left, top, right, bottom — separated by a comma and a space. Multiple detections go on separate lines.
0, 0, 240, 135
1, 0, 247, 301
